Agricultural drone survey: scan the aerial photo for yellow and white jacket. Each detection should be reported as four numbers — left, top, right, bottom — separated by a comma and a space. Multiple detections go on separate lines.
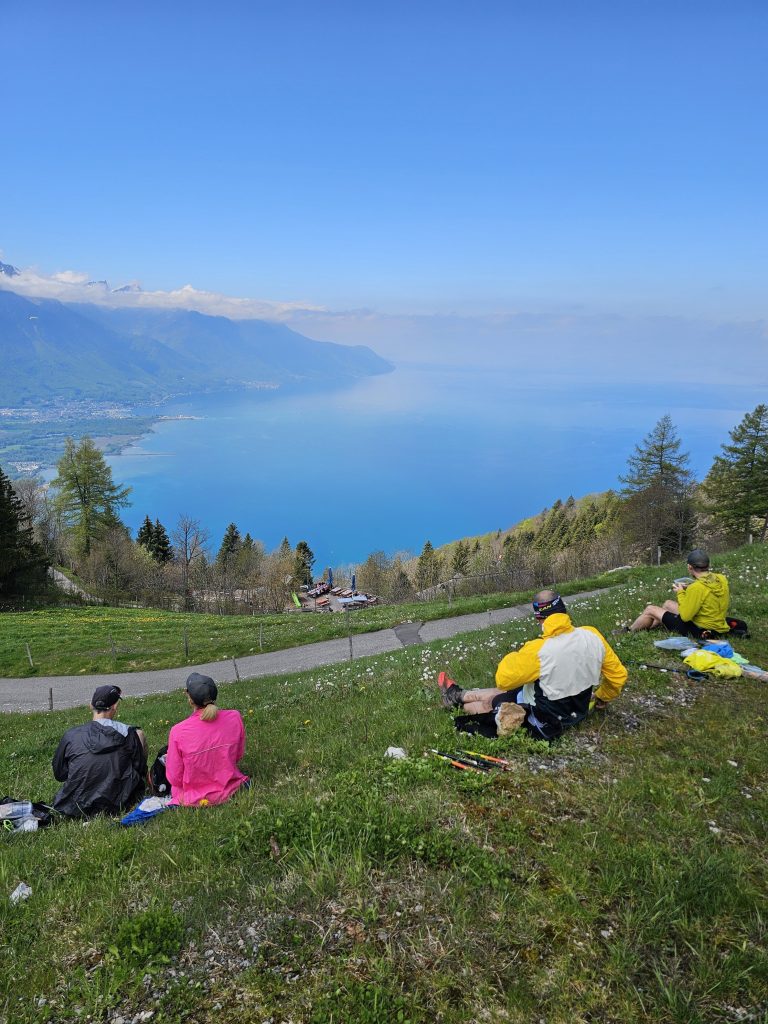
495, 612, 628, 705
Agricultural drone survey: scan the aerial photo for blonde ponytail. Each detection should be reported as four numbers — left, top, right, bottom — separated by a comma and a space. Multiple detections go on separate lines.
199, 702, 219, 722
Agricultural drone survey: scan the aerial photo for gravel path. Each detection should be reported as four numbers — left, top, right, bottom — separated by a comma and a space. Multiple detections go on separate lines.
0, 588, 607, 713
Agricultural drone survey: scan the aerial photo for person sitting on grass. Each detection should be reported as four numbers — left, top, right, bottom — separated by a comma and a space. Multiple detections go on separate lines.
627, 549, 730, 639
437, 591, 628, 741
165, 673, 248, 807
52, 685, 148, 819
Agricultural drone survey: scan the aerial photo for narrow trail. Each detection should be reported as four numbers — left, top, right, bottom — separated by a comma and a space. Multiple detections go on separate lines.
0, 589, 608, 713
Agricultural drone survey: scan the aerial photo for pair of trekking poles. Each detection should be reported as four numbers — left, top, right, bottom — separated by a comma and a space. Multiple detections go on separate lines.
429, 748, 512, 773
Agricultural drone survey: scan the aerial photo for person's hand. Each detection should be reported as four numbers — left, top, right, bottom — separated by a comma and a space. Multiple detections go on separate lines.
672, 582, 683, 593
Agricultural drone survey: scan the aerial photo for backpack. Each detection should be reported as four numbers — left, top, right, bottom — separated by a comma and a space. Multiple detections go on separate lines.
726, 617, 750, 639
149, 745, 171, 796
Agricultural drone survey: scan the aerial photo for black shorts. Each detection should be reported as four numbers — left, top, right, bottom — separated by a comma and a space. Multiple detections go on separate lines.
661, 612, 723, 640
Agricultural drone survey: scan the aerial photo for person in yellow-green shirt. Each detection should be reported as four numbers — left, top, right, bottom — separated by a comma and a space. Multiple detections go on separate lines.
438, 591, 628, 741
629, 549, 730, 639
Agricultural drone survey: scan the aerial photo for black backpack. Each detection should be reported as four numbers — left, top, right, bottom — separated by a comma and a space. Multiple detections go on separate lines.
149, 745, 171, 796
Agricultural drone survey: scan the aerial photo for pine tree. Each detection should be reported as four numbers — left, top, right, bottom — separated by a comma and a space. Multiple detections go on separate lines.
703, 404, 768, 542
620, 415, 694, 560
136, 515, 155, 551
293, 540, 315, 587
0, 466, 49, 596
52, 437, 131, 558
216, 523, 242, 566
416, 540, 441, 590
451, 540, 470, 575
152, 518, 173, 564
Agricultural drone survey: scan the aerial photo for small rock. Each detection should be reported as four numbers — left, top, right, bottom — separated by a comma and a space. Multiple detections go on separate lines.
727, 760, 738, 767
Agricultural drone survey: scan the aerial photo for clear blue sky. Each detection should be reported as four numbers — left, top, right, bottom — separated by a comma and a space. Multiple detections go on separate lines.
2, 0, 766, 319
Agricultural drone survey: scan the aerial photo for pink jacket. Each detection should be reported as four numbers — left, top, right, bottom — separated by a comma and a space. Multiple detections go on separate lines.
166, 708, 247, 807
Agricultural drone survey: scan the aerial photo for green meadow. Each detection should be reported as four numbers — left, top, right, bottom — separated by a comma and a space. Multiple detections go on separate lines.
1, 546, 767, 1023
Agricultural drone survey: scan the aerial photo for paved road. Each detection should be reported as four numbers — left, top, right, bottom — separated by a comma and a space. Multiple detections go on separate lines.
0, 589, 607, 713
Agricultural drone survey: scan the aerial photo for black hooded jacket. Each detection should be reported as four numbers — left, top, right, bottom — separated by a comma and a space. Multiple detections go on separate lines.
52, 720, 146, 819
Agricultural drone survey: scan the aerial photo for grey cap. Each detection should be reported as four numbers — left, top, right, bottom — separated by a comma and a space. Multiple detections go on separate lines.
686, 549, 710, 569
185, 672, 218, 706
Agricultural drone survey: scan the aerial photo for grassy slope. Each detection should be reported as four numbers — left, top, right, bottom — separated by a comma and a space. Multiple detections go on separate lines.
1, 545, 766, 1024
0, 572, 631, 678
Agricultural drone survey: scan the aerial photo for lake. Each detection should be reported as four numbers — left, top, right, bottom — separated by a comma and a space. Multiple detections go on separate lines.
108, 364, 763, 569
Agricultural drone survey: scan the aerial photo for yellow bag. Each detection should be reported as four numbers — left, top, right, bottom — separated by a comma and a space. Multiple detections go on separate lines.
683, 650, 743, 679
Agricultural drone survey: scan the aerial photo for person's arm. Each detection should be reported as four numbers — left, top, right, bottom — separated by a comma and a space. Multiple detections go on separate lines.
585, 628, 628, 702
677, 580, 705, 623
52, 736, 69, 782
164, 729, 183, 793
495, 639, 542, 690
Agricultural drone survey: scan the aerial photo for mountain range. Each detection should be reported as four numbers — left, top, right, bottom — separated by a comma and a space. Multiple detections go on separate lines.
0, 285, 393, 406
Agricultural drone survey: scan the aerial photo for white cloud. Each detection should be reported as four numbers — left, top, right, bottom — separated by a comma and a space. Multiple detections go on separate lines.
50, 269, 91, 284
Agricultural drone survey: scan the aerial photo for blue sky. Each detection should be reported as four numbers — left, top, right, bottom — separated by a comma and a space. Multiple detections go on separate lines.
2, 1, 767, 330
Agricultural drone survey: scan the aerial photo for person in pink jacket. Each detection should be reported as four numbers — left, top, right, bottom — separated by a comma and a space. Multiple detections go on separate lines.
166, 673, 248, 807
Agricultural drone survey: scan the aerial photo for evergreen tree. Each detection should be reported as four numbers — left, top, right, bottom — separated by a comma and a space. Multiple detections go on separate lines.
51, 437, 131, 558
293, 540, 315, 587
0, 466, 49, 596
451, 540, 470, 575
137, 514, 172, 563
152, 518, 173, 564
216, 523, 242, 565
278, 536, 292, 559
620, 416, 695, 560
703, 404, 768, 542
416, 540, 441, 590
136, 515, 155, 551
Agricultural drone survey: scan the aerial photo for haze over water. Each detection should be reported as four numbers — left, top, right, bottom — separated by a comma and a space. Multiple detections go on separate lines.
108, 365, 763, 569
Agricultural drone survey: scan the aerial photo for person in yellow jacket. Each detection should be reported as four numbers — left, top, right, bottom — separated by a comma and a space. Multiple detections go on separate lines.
438, 591, 628, 741
628, 549, 730, 639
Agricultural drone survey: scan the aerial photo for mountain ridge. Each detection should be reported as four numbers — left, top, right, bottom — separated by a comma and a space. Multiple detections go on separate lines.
0, 289, 393, 406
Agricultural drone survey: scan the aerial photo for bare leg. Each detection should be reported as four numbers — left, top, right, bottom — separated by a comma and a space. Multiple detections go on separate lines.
461, 687, 505, 714
630, 604, 665, 631
629, 600, 679, 632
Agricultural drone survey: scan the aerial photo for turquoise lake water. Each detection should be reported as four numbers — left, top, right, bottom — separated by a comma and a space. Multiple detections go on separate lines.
107, 364, 764, 569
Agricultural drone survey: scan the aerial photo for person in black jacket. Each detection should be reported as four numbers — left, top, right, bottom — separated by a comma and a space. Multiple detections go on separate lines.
52, 685, 148, 819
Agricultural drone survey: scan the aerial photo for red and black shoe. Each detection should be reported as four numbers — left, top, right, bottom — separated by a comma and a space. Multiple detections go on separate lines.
437, 671, 465, 709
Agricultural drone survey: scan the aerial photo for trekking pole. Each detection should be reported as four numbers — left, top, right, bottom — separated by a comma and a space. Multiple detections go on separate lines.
458, 749, 513, 770
428, 749, 491, 773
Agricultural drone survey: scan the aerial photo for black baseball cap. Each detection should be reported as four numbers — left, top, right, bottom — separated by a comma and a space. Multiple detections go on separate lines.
185, 672, 218, 706
92, 685, 123, 710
